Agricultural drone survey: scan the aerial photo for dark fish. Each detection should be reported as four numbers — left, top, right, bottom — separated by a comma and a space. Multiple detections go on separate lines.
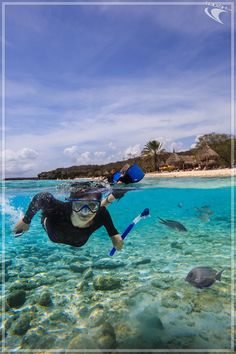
185, 266, 224, 288
215, 216, 231, 222
178, 203, 183, 208
158, 217, 187, 232
195, 206, 214, 215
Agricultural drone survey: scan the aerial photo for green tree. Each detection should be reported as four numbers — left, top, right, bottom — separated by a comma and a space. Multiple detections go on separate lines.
142, 140, 164, 171
195, 133, 233, 148
195, 133, 236, 167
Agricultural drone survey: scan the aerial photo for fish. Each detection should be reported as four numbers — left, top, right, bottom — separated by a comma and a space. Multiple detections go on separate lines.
215, 216, 231, 222
194, 205, 214, 222
158, 217, 187, 232
185, 266, 224, 288
195, 205, 214, 215
178, 202, 183, 208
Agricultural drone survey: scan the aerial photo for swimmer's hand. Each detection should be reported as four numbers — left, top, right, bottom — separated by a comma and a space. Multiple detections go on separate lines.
13, 219, 30, 235
111, 234, 123, 251
101, 193, 116, 207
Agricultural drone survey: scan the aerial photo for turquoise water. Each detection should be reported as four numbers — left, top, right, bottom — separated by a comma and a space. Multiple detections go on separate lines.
1, 177, 234, 350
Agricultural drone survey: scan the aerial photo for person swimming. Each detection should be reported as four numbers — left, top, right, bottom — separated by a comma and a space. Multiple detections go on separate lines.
107, 163, 145, 185
13, 182, 124, 250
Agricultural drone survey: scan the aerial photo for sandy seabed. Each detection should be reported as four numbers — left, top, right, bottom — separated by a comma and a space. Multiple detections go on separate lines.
145, 168, 236, 179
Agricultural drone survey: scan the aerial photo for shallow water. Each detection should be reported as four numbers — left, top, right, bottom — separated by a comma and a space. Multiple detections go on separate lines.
1, 177, 234, 350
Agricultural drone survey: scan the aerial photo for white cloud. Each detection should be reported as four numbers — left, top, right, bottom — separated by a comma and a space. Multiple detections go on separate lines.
18, 148, 38, 159
2, 148, 39, 177
4, 148, 38, 162
94, 151, 106, 158
108, 142, 116, 150
170, 141, 184, 152
5, 71, 231, 177
63, 145, 79, 158
75, 151, 91, 164
123, 144, 141, 159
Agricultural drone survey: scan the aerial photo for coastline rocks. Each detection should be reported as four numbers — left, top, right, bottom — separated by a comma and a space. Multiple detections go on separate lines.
151, 279, 170, 290
7, 290, 26, 308
83, 268, 93, 280
12, 314, 31, 335
38, 291, 52, 307
68, 334, 99, 350
46, 254, 61, 262
18, 271, 35, 279
94, 322, 116, 349
9, 279, 38, 291
93, 275, 122, 291
88, 308, 105, 327
76, 279, 88, 291
49, 310, 76, 324
76, 255, 91, 262
22, 330, 57, 349
78, 305, 90, 318
93, 258, 125, 269
35, 276, 57, 287
193, 293, 224, 313
5, 314, 20, 332
68, 322, 116, 350
133, 258, 151, 266
70, 262, 90, 273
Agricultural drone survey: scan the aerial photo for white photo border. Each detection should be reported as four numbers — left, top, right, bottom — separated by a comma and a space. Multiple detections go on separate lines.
1, 1, 234, 352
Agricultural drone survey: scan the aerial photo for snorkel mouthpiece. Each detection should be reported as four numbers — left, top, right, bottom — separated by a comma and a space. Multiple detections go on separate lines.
141, 208, 150, 217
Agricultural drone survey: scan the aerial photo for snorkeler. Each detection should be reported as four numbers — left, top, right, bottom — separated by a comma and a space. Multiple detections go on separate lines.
107, 163, 145, 185
13, 182, 124, 250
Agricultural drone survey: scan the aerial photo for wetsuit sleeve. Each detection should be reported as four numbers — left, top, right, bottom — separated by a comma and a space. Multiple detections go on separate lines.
101, 207, 119, 237
22, 192, 66, 224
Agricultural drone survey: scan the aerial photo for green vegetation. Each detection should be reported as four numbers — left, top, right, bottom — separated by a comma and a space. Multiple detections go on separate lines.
36, 133, 235, 179
141, 140, 164, 171
195, 133, 236, 167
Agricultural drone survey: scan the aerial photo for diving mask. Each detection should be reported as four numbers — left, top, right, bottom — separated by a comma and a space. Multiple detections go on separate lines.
71, 199, 101, 214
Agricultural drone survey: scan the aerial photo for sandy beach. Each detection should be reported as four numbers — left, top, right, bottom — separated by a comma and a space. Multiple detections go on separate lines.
145, 168, 236, 178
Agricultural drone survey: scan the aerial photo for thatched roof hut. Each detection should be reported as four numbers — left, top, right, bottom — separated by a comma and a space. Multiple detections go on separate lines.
166, 153, 184, 168
196, 144, 219, 162
182, 155, 197, 168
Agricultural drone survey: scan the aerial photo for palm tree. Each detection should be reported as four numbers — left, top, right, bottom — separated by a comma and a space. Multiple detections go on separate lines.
142, 140, 164, 171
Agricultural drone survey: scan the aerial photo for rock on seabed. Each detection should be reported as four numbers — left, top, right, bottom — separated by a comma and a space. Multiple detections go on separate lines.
7, 290, 27, 308
93, 275, 122, 290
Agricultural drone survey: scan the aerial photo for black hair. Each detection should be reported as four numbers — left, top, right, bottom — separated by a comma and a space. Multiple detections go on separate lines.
68, 181, 105, 201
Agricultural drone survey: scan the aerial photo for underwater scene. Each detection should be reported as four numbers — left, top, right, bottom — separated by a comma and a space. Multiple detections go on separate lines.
1, 177, 234, 351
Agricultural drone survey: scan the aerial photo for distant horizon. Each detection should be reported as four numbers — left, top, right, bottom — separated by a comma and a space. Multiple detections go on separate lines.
2, 3, 232, 178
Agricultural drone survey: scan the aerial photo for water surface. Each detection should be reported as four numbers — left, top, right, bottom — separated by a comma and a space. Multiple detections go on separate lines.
1, 177, 234, 350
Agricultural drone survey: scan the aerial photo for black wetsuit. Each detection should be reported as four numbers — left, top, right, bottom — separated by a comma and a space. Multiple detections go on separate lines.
22, 192, 118, 248
117, 174, 132, 184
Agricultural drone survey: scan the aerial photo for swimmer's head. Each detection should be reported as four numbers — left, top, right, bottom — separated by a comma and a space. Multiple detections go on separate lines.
68, 182, 102, 201
67, 182, 103, 221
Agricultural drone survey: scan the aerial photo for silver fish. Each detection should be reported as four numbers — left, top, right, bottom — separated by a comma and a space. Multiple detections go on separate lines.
158, 217, 187, 232
185, 266, 224, 288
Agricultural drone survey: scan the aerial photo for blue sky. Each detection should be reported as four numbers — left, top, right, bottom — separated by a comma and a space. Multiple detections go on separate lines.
3, 2, 232, 177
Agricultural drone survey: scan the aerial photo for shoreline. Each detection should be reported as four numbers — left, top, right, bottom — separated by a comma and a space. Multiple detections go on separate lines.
145, 168, 236, 178
4, 168, 236, 181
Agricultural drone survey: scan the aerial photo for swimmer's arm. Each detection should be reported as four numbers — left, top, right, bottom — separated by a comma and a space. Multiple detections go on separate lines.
111, 234, 124, 251
101, 193, 116, 207
14, 193, 63, 233
101, 187, 130, 207
13, 219, 30, 234
13, 193, 65, 233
